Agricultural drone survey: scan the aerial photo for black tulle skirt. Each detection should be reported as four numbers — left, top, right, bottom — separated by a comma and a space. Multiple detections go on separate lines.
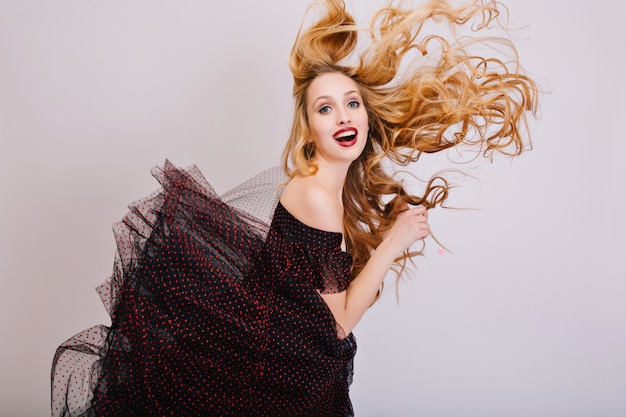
51, 161, 356, 417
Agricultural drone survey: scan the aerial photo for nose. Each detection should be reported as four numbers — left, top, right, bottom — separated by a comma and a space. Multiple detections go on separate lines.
337, 108, 351, 125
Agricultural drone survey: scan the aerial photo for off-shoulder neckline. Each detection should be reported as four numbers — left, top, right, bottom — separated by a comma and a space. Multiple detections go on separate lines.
276, 201, 344, 237
275, 201, 351, 257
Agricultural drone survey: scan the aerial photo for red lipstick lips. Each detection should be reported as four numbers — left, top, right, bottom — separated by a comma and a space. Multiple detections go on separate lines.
333, 127, 358, 147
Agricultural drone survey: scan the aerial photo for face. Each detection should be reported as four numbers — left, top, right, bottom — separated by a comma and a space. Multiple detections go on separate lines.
306, 72, 369, 167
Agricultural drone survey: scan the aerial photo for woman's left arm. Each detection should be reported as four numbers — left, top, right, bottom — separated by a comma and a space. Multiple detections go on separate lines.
320, 205, 430, 336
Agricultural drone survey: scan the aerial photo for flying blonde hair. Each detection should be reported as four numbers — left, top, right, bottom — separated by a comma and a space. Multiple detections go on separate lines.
282, 0, 540, 295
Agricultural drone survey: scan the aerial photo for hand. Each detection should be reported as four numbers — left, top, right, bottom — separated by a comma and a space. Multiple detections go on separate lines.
381, 204, 430, 256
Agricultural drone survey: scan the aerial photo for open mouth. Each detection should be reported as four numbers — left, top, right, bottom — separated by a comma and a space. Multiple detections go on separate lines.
334, 128, 358, 146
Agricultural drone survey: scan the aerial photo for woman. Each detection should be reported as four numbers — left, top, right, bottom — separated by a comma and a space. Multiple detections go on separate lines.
51, 0, 539, 416
281, 70, 430, 340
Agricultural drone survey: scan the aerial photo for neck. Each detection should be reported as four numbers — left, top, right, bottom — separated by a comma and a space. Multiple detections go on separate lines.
312, 159, 349, 201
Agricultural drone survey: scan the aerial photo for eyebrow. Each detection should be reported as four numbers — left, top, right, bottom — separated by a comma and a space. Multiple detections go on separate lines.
311, 90, 361, 107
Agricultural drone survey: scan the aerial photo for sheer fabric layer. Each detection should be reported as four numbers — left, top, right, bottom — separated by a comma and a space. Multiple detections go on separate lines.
51, 161, 356, 417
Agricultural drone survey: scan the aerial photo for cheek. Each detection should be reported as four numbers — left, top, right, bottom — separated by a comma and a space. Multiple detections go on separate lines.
308, 121, 323, 142
305, 114, 318, 139
360, 112, 369, 131
310, 116, 331, 137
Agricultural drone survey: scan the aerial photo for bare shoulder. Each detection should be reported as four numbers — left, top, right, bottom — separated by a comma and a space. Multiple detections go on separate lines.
280, 176, 343, 233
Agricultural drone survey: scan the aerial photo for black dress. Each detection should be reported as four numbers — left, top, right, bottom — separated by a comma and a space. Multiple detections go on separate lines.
51, 161, 357, 417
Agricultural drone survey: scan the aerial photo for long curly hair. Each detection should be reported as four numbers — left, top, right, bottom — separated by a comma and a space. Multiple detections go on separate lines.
282, 0, 540, 292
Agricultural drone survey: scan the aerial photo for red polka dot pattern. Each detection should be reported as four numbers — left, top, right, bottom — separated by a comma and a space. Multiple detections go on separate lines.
51, 161, 356, 417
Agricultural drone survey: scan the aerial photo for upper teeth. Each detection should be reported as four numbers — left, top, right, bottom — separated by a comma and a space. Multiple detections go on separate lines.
336, 131, 355, 139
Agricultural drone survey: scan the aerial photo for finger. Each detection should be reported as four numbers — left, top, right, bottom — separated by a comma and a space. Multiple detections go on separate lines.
412, 207, 428, 218
414, 216, 429, 228
411, 221, 429, 236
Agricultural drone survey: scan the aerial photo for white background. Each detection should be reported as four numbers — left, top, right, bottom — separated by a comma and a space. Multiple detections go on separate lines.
1, 1, 625, 416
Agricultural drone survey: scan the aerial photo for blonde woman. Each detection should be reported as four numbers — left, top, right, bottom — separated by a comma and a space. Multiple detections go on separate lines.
51, 0, 539, 416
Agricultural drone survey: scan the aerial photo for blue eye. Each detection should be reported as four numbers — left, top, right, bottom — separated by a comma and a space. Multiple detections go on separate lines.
348, 100, 360, 108
319, 105, 331, 114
